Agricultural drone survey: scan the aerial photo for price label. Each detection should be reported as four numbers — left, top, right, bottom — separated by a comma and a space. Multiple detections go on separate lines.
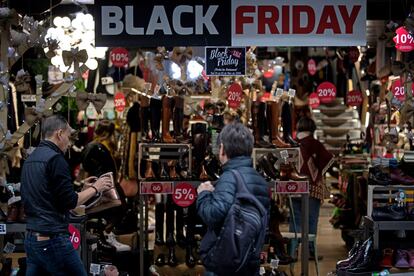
391, 79, 414, 102
114, 92, 126, 112
280, 150, 289, 160
288, 88, 296, 97
140, 182, 173, 194
275, 181, 309, 194
68, 224, 81, 250
275, 88, 283, 97
308, 92, 320, 108
3, 242, 15, 254
110, 47, 129, 67
21, 94, 37, 102
393, 27, 414, 52
227, 83, 243, 109
346, 90, 363, 106
307, 59, 316, 76
0, 224, 6, 234
89, 263, 101, 275
173, 182, 196, 207
317, 82, 336, 104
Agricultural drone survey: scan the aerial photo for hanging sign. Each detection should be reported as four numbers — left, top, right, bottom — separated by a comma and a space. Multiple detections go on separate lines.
308, 92, 320, 108
391, 79, 414, 102
307, 59, 316, 76
317, 81, 336, 103
110, 48, 129, 67
114, 92, 126, 112
68, 224, 81, 250
173, 182, 196, 207
227, 83, 243, 108
393, 27, 414, 52
205, 47, 246, 76
346, 90, 363, 106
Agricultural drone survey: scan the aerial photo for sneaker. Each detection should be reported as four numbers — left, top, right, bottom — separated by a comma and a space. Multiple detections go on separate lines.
104, 232, 131, 252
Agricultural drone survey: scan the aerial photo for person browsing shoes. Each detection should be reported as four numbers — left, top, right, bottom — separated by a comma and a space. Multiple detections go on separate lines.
21, 115, 112, 276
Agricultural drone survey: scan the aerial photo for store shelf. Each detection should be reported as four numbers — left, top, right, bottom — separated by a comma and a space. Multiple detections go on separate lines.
367, 185, 414, 217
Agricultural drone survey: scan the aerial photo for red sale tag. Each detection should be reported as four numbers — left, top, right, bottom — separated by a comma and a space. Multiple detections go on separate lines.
317, 82, 336, 104
308, 92, 320, 108
173, 182, 196, 207
391, 79, 414, 102
275, 181, 309, 194
393, 27, 414, 52
140, 182, 173, 194
346, 90, 363, 106
307, 59, 316, 76
110, 48, 129, 67
227, 83, 243, 109
114, 92, 126, 112
68, 224, 81, 250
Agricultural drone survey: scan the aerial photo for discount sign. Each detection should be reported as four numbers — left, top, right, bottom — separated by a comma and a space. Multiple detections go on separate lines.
391, 79, 414, 102
114, 92, 126, 112
307, 59, 316, 76
308, 92, 320, 108
227, 83, 243, 109
110, 47, 129, 67
173, 182, 196, 207
347, 90, 363, 106
393, 27, 414, 52
68, 224, 81, 250
317, 82, 336, 103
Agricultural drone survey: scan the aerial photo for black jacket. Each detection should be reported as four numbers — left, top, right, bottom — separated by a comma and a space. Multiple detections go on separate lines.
21, 141, 78, 234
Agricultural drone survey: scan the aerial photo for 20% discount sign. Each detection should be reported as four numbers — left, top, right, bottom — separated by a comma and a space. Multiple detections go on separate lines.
173, 183, 196, 207
317, 82, 336, 104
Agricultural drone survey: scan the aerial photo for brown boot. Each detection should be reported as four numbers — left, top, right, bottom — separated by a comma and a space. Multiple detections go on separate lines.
145, 160, 155, 179
162, 96, 176, 143
168, 161, 179, 180
279, 163, 308, 181
251, 101, 272, 148
6, 203, 19, 223
267, 101, 291, 148
18, 204, 26, 222
199, 164, 209, 181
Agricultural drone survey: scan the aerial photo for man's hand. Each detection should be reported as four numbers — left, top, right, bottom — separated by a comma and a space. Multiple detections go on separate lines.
197, 181, 215, 194
93, 176, 113, 193
83, 176, 98, 186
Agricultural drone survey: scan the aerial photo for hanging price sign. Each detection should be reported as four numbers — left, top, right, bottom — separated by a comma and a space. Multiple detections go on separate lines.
308, 92, 320, 108
393, 27, 414, 52
275, 181, 309, 194
307, 59, 316, 76
173, 182, 196, 207
391, 79, 414, 102
227, 83, 243, 109
140, 182, 173, 194
317, 82, 336, 104
110, 47, 129, 67
68, 224, 81, 250
346, 90, 363, 106
114, 92, 126, 112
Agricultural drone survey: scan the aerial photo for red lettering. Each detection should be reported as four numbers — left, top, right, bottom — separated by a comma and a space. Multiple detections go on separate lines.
316, 6, 341, 34
292, 5, 315, 34
339, 5, 361, 34
282, 6, 289, 34
258, 6, 279, 34
236, 6, 255, 34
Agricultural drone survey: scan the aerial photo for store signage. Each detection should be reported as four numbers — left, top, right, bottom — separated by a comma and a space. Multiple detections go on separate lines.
317, 81, 336, 104
94, 0, 366, 47
307, 59, 316, 76
68, 224, 81, 250
308, 92, 320, 108
227, 83, 243, 109
173, 182, 196, 207
393, 27, 414, 52
346, 90, 362, 106
391, 79, 414, 102
114, 92, 126, 112
205, 47, 246, 76
110, 47, 129, 68
140, 182, 173, 194
275, 181, 309, 194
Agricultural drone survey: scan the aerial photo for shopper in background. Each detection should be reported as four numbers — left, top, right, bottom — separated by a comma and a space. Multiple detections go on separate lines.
290, 117, 334, 260
21, 115, 112, 276
197, 122, 270, 275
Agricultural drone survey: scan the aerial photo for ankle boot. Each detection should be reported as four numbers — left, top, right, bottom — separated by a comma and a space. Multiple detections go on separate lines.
258, 155, 279, 180
167, 246, 178, 266
150, 98, 162, 142
145, 160, 155, 179
281, 101, 299, 147
162, 96, 175, 143
155, 203, 165, 245
337, 238, 371, 270
252, 101, 273, 148
175, 207, 186, 248
279, 163, 307, 181
199, 164, 209, 181
166, 196, 175, 247
267, 101, 291, 148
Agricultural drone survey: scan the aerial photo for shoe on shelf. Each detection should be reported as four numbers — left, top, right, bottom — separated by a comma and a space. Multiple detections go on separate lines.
407, 249, 414, 268
104, 232, 131, 252
395, 249, 410, 269
380, 248, 393, 268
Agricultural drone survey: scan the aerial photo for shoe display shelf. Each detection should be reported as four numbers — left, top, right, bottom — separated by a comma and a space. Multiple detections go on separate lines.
252, 147, 302, 171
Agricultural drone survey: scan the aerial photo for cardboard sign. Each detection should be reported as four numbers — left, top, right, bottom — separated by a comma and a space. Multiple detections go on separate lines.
317, 81, 336, 103
227, 83, 243, 108
393, 27, 414, 52
205, 47, 246, 76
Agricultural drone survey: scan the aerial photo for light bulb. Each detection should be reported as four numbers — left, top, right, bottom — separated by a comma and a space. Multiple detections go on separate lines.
83, 14, 94, 30
95, 47, 107, 59
171, 62, 182, 79
51, 56, 61, 66
85, 59, 98, 70
61, 17, 71, 28
53, 17, 63, 28
187, 60, 203, 80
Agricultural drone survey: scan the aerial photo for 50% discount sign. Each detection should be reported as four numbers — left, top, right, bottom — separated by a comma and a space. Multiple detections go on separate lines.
173, 183, 196, 207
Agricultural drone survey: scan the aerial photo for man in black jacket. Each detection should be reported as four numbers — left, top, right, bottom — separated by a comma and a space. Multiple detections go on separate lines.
21, 115, 112, 276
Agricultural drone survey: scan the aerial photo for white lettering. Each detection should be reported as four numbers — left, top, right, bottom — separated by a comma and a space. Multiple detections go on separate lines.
147, 6, 172, 35
126, 6, 144, 35
173, 6, 194, 35
196, 5, 219, 35
101, 6, 123, 35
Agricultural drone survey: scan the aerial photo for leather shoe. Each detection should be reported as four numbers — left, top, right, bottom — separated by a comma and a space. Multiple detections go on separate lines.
368, 166, 391, 186
390, 168, 414, 185
371, 205, 406, 221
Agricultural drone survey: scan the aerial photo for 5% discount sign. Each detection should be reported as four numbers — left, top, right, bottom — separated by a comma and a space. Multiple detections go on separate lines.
173, 183, 196, 207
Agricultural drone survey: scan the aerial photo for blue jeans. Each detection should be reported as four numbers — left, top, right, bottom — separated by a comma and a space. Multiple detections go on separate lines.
25, 232, 87, 276
288, 197, 321, 254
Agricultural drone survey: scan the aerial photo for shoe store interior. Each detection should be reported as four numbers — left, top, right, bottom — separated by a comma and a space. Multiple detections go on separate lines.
0, 0, 414, 275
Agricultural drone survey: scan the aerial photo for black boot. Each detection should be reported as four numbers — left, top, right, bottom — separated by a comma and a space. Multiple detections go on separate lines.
150, 98, 162, 142
185, 205, 197, 268
175, 207, 186, 248
167, 246, 178, 267
281, 101, 299, 147
252, 101, 273, 148
141, 106, 151, 141
16, 257, 26, 276
166, 196, 175, 247
155, 202, 165, 245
